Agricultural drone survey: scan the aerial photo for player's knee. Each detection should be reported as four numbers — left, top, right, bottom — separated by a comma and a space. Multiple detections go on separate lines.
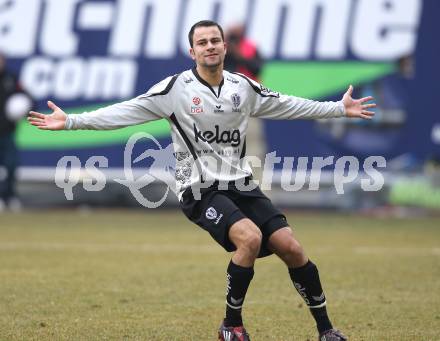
230, 219, 262, 255
281, 239, 306, 266
243, 228, 262, 255
285, 239, 304, 258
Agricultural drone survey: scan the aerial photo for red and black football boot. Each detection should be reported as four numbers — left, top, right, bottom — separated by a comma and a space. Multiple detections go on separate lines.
218, 320, 250, 341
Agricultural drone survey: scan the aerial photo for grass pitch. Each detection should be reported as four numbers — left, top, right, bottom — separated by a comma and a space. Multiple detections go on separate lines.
0, 210, 439, 340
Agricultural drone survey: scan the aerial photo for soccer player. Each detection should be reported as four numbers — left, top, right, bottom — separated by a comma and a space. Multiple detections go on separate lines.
29, 20, 375, 341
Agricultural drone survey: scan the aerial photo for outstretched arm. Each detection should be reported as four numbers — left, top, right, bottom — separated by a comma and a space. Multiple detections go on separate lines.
28, 101, 67, 130
245, 73, 375, 120
28, 75, 179, 131
28, 97, 166, 131
342, 85, 376, 119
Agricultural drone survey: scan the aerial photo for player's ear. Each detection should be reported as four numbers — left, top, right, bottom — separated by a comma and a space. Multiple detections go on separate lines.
189, 48, 196, 60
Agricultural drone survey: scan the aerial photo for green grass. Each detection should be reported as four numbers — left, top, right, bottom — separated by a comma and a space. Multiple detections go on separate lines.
0, 211, 439, 340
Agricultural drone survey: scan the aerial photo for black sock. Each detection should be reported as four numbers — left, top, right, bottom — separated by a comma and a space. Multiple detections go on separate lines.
289, 260, 333, 334
224, 260, 254, 327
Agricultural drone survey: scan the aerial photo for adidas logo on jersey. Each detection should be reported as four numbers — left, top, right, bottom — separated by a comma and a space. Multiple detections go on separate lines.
193, 124, 241, 147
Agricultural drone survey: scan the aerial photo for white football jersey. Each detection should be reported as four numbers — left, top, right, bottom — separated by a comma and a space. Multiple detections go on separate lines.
65, 68, 345, 199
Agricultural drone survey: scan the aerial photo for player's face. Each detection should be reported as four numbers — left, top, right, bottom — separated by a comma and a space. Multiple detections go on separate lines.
190, 26, 226, 69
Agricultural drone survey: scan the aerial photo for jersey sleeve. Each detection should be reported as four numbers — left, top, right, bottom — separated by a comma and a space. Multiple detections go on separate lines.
240, 75, 346, 120
65, 76, 177, 130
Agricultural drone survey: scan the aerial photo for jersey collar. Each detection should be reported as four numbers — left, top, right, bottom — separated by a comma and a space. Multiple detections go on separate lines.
191, 67, 224, 98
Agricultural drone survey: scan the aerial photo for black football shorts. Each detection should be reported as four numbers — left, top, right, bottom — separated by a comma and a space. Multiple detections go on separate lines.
180, 180, 289, 258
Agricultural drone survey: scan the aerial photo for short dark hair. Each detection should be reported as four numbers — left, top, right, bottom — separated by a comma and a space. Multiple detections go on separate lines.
188, 20, 224, 48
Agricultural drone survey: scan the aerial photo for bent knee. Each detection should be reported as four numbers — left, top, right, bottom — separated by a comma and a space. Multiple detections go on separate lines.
280, 239, 306, 266
245, 229, 262, 252
285, 239, 304, 257
230, 218, 262, 252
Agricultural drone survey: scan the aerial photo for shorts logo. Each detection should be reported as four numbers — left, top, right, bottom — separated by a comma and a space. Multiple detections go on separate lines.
206, 207, 223, 224
206, 207, 217, 220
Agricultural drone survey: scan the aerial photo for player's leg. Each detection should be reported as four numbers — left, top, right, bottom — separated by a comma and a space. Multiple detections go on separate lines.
217, 217, 261, 341
223, 185, 347, 339
223, 217, 261, 327
267, 227, 347, 340
180, 190, 256, 340
229, 217, 262, 266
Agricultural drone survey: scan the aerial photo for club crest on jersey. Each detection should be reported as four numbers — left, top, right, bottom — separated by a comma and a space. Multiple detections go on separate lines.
190, 96, 203, 114
231, 93, 241, 112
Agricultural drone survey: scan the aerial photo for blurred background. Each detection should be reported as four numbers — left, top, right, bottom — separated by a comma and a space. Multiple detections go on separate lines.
1, 0, 440, 213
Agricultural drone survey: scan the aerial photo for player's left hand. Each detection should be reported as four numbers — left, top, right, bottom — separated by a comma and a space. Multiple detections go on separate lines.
342, 85, 376, 119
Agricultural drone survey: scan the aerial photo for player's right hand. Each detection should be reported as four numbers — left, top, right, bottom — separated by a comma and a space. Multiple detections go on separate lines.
28, 101, 67, 130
